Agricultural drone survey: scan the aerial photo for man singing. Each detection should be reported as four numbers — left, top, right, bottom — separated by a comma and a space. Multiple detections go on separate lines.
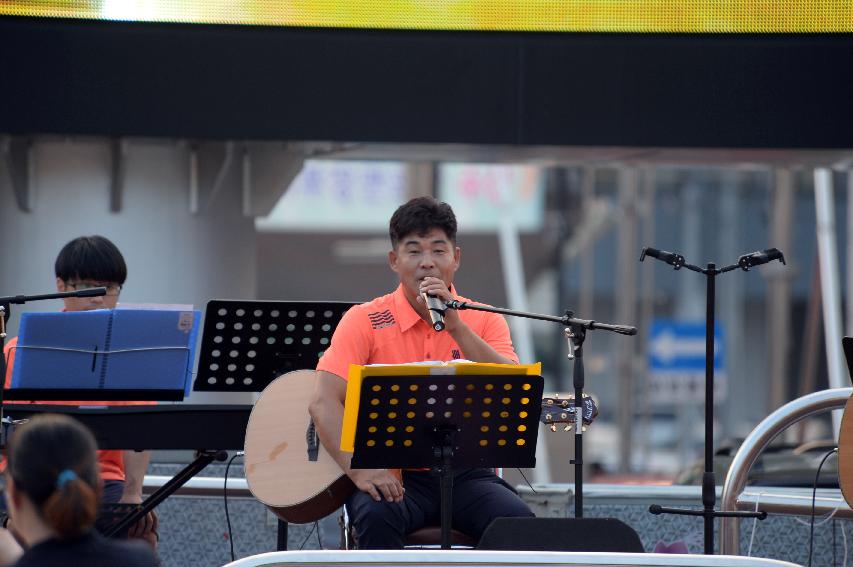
309, 196, 534, 549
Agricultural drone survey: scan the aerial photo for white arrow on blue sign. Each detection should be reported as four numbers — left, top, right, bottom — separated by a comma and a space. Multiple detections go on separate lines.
648, 320, 724, 372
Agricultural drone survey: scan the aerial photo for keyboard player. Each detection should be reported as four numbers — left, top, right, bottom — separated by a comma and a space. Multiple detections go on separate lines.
2, 236, 157, 547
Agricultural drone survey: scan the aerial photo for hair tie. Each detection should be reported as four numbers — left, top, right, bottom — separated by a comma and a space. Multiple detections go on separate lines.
55, 469, 77, 489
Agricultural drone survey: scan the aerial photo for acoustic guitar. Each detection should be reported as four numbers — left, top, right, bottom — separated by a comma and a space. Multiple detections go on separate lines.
244, 369, 598, 524
244, 370, 353, 524
837, 394, 853, 507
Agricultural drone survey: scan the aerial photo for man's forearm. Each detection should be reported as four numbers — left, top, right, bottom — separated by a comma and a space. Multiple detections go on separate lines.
121, 449, 151, 502
309, 396, 354, 475
450, 324, 515, 364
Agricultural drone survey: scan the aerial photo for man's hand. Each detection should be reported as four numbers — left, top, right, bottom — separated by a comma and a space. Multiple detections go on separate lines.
418, 276, 515, 365
121, 449, 150, 504
349, 469, 404, 503
418, 276, 461, 332
0, 527, 23, 565
119, 493, 159, 550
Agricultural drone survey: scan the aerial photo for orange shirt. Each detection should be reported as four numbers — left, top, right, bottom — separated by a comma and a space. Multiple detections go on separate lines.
317, 284, 518, 380
3, 336, 154, 481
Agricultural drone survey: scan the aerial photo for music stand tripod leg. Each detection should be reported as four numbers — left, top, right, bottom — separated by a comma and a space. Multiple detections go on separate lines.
277, 519, 288, 551
433, 425, 457, 550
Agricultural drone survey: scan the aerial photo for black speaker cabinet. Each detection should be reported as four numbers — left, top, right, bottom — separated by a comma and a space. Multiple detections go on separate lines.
477, 517, 644, 553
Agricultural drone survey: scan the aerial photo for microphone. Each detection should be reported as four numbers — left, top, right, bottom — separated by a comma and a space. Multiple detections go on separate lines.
75, 287, 108, 298
639, 247, 686, 270
737, 248, 786, 271
421, 292, 446, 332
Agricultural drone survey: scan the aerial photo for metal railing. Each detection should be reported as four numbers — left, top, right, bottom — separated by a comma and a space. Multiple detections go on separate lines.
143, 475, 252, 498
720, 387, 852, 554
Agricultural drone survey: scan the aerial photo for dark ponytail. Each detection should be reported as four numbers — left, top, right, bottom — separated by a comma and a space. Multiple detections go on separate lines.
7, 415, 101, 539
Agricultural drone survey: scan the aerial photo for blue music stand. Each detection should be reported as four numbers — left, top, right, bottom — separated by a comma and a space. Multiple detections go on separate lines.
8, 308, 200, 401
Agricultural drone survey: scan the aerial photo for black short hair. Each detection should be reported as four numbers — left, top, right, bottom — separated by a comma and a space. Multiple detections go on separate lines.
389, 197, 457, 249
54, 236, 127, 284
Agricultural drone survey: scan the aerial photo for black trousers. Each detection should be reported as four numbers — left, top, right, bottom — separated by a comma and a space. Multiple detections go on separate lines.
346, 468, 534, 549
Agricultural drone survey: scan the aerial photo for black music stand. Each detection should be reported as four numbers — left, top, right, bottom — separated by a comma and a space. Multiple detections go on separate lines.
189, 299, 356, 550
193, 300, 356, 393
349, 369, 543, 549
842, 338, 853, 377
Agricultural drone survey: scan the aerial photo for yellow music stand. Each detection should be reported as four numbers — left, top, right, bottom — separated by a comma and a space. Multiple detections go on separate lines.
341, 362, 542, 549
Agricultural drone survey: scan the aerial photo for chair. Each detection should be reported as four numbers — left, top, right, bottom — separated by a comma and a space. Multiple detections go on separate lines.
341, 467, 511, 549
400, 468, 504, 548
340, 503, 478, 549
403, 526, 477, 549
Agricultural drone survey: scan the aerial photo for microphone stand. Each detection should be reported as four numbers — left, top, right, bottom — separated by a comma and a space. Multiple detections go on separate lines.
0, 287, 107, 446
445, 299, 636, 518
639, 247, 784, 554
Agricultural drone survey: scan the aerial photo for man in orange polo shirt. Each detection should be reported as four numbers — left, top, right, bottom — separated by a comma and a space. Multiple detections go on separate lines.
2, 235, 155, 542
309, 196, 534, 549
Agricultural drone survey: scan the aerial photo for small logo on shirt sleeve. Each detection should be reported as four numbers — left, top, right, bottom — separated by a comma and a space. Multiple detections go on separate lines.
368, 310, 396, 330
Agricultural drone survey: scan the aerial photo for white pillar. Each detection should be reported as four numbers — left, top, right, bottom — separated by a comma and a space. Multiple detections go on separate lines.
496, 184, 549, 482
813, 167, 847, 436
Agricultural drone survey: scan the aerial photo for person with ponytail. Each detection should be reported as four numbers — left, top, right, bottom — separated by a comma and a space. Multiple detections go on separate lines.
2, 414, 157, 567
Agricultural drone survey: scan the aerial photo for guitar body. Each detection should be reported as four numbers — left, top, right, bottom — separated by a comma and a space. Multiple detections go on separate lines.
244, 369, 354, 524
839, 395, 853, 508
244, 371, 601, 523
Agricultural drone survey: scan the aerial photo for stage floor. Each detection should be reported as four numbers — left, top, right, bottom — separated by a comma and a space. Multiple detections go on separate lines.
222, 549, 802, 567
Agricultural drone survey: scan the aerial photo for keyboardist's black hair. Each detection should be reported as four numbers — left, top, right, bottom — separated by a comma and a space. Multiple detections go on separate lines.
389, 196, 457, 249
55, 235, 127, 285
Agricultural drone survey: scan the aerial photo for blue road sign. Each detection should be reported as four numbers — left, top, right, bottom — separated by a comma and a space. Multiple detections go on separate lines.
648, 320, 724, 372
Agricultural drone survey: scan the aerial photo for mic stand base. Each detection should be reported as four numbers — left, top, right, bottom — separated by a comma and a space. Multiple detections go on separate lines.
650, 500, 766, 553
649, 505, 767, 521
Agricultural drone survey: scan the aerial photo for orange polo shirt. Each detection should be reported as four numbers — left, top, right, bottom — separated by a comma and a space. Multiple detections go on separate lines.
317, 284, 518, 380
3, 336, 152, 481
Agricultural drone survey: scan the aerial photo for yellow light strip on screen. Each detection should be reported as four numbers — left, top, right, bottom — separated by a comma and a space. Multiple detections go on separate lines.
1, 1, 851, 33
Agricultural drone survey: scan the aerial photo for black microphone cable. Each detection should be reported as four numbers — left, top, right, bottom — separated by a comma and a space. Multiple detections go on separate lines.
297, 520, 322, 550
225, 451, 244, 562
808, 447, 838, 567
516, 468, 537, 494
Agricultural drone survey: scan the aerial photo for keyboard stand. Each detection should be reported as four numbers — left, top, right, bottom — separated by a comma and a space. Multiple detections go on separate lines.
104, 449, 228, 537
